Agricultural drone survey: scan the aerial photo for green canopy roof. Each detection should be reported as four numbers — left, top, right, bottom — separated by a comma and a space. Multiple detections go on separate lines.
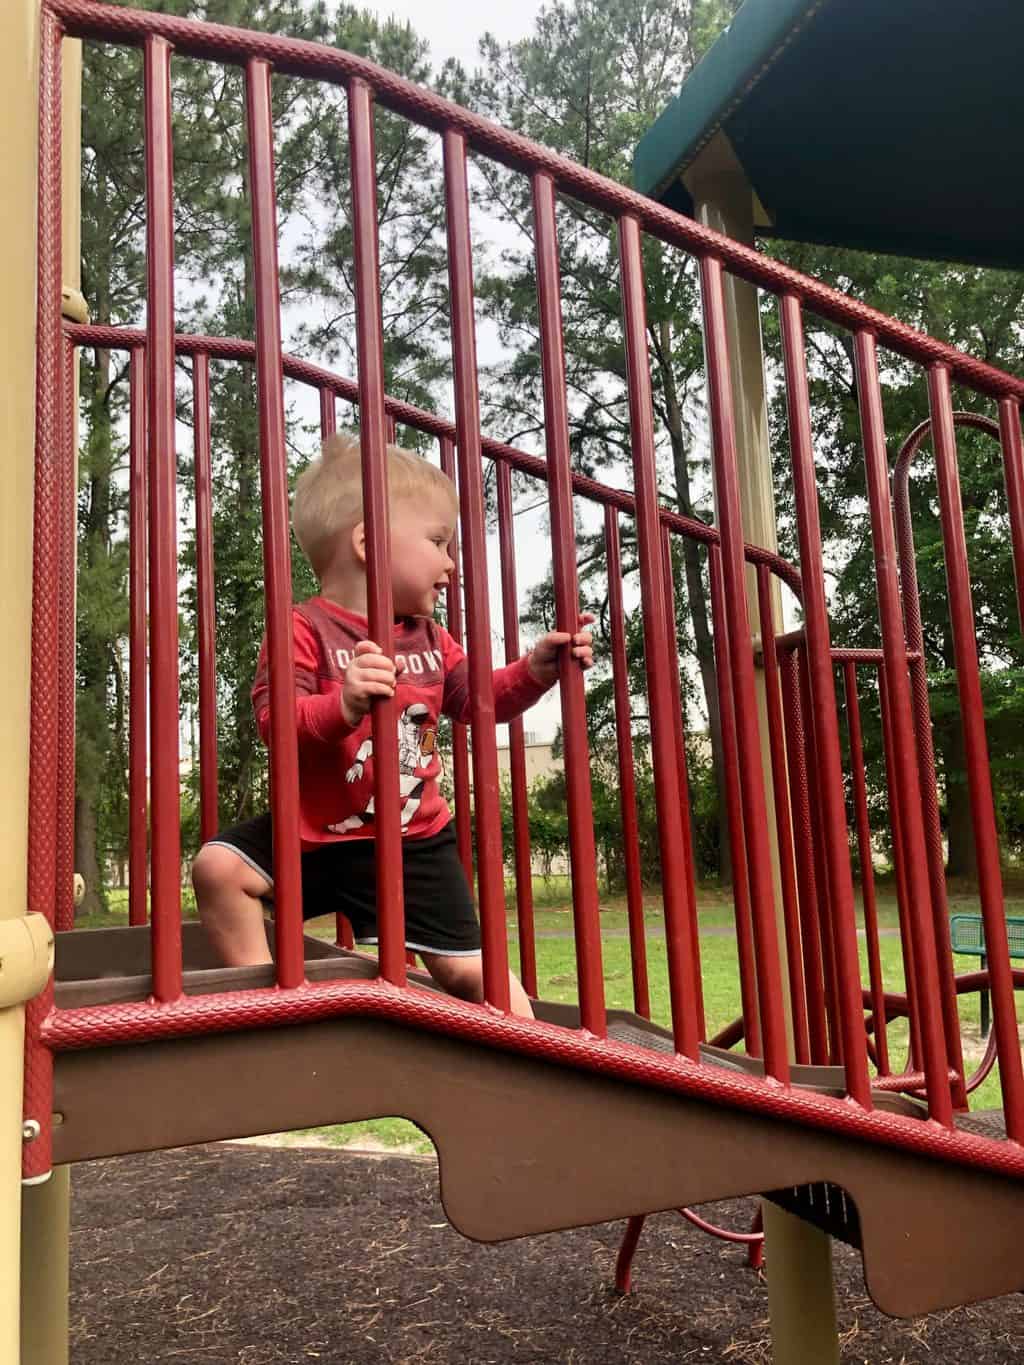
634, 0, 1024, 270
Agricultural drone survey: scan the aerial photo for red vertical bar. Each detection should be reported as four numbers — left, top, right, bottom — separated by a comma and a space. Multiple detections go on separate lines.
854, 330, 951, 1124
384, 413, 397, 443
144, 34, 182, 1001
756, 565, 809, 1064
443, 129, 509, 1010
246, 58, 305, 988
842, 661, 889, 1076
927, 364, 1024, 1135
128, 348, 149, 927
438, 435, 474, 886
192, 352, 219, 844
877, 662, 924, 1071
710, 549, 761, 1057
618, 214, 700, 1059
531, 172, 604, 1035
778, 295, 870, 1101
778, 645, 828, 1061
892, 425, 966, 1102
698, 257, 787, 1082
604, 509, 650, 1019
319, 386, 336, 439
23, 6, 63, 1181
55, 339, 77, 932
660, 527, 704, 1034
348, 80, 406, 986
496, 461, 537, 998
998, 399, 1024, 635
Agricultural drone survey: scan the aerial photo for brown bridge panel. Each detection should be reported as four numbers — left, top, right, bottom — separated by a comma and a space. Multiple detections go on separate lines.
52, 1013, 1024, 1319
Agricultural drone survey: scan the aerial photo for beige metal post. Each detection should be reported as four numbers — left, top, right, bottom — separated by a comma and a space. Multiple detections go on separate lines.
0, 2, 43, 1362
685, 131, 840, 1365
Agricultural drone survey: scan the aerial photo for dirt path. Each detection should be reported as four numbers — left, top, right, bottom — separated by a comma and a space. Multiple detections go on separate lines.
69, 1144, 1024, 1363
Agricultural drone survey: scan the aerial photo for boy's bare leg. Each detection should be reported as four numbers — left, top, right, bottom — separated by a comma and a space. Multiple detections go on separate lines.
419, 953, 534, 1019
192, 844, 274, 967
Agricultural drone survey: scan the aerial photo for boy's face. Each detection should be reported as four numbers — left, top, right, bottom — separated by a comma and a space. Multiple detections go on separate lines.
388, 493, 456, 618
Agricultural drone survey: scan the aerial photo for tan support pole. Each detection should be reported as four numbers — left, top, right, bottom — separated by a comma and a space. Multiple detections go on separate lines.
0, 1, 43, 1360
685, 132, 839, 1365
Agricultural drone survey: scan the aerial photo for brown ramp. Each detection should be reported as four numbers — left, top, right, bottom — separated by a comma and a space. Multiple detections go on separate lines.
52, 1012, 1024, 1320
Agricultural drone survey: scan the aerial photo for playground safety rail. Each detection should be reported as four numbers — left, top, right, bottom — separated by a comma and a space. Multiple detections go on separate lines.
24, 0, 1024, 1188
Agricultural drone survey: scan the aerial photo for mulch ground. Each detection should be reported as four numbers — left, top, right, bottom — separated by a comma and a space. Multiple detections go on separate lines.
70, 1143, 1024, 1364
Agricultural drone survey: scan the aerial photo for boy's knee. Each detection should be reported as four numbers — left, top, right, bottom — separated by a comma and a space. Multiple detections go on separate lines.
192, 844, 265, 906
423, 954, 485, 1002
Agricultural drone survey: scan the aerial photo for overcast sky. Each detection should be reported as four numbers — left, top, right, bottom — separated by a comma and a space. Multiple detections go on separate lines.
360, 0, 549, 74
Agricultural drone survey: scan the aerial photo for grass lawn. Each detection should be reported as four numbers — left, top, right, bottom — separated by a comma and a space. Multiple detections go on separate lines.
78, 880, 1013, 1153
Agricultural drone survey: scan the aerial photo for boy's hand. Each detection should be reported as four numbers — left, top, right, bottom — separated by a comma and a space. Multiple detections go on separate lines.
341, 640, 405, 727
526, 613, 596, 687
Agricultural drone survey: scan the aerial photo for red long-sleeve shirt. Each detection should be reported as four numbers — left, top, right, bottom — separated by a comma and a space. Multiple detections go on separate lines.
252, 596, 551, 848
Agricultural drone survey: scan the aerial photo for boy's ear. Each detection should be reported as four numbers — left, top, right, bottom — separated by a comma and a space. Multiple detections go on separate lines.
351, 521, 367, 565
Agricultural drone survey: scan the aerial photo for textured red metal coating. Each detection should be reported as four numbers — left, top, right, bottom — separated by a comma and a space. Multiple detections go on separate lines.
699, 258, 788, 1083
246, 58, 306, 989
437, 436, 474, 888
496, 462, 537, 998
855, 332, 952, 1124
23, 7, 65, 1181
618, 215, 700, 1059
604, 509, 650, 1020
926, 366, 1024, 1137
998, 399, 1024, 632
192, 352, 219, 845
531, 173, 605, 1035
128, 349, 149, 927
778, 296, 869, 1103
756, 564, 808, 1065
443, 129, 509, 1011
841, 662, 888, 1076
55, 340, 77, 933
710, 550, 761, 1058
143, 35, 183, 1001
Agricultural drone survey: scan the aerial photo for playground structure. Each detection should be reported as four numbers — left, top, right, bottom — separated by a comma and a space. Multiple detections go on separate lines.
5, 0, 1024, 1360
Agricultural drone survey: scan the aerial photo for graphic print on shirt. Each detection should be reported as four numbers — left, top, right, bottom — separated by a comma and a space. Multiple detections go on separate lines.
327, 703, 440, 834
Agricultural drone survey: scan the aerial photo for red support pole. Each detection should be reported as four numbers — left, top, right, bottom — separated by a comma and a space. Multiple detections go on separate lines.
854, 331, 952, 1124
997, 398, 1024, 633
779, 645, 828, 1062
496, 460, 538, 998
128, 348, 149, 927
618, 214, 700, 1059
23, 6, 64, 1181
927, 364, 1024, 1136
143, 34, 182, 1001
320, 385, 336, 439
710, 549, 761, 1057
443, 129, 510, 1011
778, 295, 870, 1102
660, 527, 704, 1035
699, 257, 788, 1083
438, 435, 474, 888
756, 565, 809, 1064
604, 508, 650, 1019
55, 339, 77, 932
532, 172, 605, 1035
347, 79, 406, 987
842, 661, 889, 1076
192, 351, 219, 845
245, 58, 306, 988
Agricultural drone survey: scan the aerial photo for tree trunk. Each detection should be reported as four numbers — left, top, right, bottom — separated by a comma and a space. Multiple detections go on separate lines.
74, 792, 104, 919
941, 713, 978, 883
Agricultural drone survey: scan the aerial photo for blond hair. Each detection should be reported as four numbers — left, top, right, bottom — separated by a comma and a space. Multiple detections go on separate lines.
292, 432, 458, 578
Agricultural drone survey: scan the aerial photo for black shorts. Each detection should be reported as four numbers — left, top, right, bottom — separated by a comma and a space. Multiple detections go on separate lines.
207, 816, 481, 957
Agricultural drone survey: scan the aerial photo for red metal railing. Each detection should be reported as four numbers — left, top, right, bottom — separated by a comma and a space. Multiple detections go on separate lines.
24, 0, 1024, 1186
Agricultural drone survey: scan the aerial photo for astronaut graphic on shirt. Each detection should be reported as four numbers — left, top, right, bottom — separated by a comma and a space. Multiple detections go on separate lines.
328, 703, 438, 834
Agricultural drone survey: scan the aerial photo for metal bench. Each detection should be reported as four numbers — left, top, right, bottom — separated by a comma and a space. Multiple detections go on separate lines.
949, 913, 1024, 1036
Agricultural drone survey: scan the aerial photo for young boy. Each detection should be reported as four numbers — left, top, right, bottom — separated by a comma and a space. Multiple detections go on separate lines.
191, 434, 594, 1019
